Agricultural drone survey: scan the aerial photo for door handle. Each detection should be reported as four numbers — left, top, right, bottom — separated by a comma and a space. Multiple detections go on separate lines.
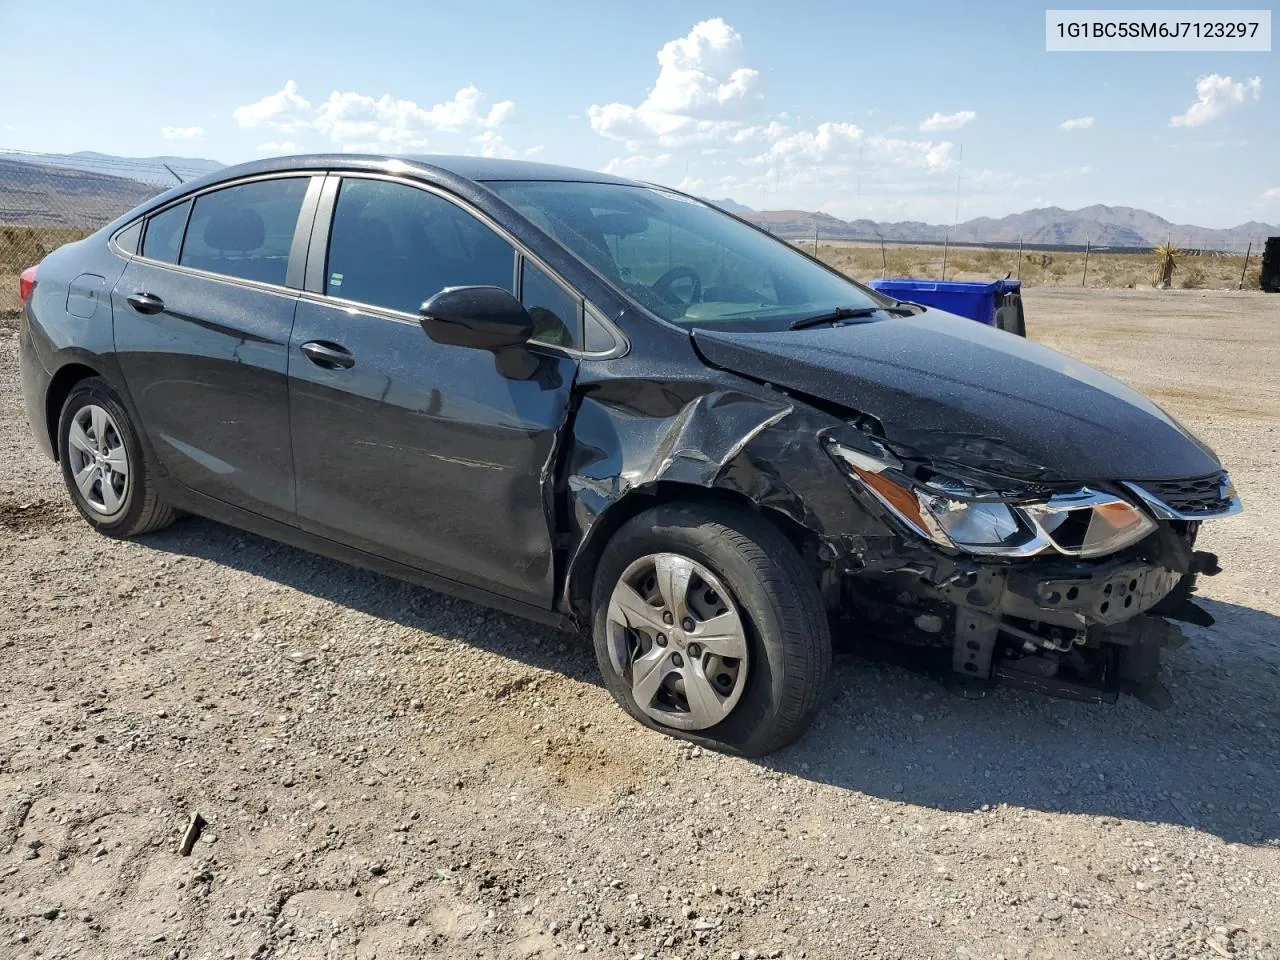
126, 292, 165, 315
300, 340, 355, 370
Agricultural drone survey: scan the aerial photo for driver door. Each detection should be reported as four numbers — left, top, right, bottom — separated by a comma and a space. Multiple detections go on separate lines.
287, 175, 580, 608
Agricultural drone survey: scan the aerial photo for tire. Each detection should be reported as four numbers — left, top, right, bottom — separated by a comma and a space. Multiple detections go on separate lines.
591, 502, 831, 757
57, 377, 175, 537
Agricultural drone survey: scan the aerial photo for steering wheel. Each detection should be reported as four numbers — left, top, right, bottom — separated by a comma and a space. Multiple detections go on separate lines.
650, 265, 703, 309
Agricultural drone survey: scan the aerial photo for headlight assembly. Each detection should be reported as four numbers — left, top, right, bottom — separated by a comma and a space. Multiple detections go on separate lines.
827, 442, 1157, 559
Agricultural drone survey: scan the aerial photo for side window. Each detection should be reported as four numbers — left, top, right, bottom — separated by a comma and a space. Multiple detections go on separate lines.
522, 259, 581, 349
114, 221, 142, 256
141, 201, 191, 264
179, 178, 308, 285
325, 178, 515, 314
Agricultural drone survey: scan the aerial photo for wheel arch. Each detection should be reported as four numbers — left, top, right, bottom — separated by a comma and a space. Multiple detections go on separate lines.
563, 481, 825, 622
45, 362, 103, 461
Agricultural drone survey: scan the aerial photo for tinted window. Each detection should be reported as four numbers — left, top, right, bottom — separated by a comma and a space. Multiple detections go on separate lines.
326, 178, 515, 314
522, 259, 581, 348
179, 178, 308, 286
487, 180, 880, 332
114, 221, 142, 256
142, 201, 191, 264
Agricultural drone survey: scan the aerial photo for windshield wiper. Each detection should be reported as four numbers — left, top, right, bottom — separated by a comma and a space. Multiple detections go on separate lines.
788, 304, 916, 330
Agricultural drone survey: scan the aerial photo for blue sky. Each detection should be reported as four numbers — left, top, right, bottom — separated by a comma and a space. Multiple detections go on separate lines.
5, 0, 1275, 226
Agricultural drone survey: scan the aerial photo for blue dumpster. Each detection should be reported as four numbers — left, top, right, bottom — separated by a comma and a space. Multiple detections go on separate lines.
868, 278, 1025, 335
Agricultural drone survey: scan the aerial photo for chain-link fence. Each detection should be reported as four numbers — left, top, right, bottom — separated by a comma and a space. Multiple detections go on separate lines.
2, 148, 1273, 317
0, 150, 217, 315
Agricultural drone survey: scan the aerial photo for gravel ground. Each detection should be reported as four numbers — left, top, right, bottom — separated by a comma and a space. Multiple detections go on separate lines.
1, 288, 1278, 960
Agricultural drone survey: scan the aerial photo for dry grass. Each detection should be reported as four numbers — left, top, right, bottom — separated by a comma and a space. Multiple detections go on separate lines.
811, 240, 1264, 291
0, 227, 1267, 316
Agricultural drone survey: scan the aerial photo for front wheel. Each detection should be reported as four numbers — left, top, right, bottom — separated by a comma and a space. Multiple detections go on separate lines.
57, 377, 175, 537
591, 502, 831, 757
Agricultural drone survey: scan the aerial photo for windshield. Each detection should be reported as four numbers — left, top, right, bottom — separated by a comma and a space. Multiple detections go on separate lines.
485, 180, 885, 331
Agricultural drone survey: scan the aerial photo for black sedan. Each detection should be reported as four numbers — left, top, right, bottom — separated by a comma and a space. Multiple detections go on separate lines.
17, 155, 1240, 755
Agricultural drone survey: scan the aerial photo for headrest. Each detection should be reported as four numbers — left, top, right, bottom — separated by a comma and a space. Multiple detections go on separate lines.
203, 208, 265, 253
338, 217, 395, 261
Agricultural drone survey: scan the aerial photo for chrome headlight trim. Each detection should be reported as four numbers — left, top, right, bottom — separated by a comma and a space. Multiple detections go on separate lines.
1019, 488, 1158, 559
827, 442, 1163, 559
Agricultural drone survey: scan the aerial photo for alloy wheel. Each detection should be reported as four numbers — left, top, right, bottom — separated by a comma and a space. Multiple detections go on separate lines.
605, 552, 750, 730
66, 404, 130, 517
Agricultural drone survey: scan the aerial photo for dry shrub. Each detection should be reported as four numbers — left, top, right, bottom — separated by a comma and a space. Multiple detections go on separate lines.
1180, 265, 1207, 289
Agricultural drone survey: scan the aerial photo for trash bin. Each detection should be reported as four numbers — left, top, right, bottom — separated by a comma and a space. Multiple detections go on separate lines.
1261, 237, 1280, 293
868, 278, 1025, 335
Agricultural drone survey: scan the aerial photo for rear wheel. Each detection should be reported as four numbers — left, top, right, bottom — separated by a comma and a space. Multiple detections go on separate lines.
591, 502, 831, 757
57, 378, 175, 537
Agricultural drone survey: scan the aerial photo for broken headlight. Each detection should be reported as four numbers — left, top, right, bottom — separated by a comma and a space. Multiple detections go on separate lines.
827, 443, 1157, 558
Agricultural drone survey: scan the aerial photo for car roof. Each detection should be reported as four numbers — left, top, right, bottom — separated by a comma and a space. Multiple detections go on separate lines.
186, 153, 644, 189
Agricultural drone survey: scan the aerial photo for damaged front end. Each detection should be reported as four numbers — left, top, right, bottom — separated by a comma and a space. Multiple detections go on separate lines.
822, 432, 1241, 707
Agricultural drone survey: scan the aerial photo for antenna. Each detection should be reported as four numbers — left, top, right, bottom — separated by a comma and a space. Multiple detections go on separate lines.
162, 163, 185, 185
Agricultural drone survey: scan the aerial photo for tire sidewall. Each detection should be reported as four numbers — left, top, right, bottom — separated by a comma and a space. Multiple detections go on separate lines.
57, 379, 149, 536
591, 507, 802, 755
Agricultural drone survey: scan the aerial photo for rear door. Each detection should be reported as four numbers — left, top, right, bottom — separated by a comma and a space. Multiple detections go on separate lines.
112, 175, 321, 522
287, 174, 580, 607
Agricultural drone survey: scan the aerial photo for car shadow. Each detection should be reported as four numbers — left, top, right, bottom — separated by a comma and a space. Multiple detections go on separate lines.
140, 516, 1279, 847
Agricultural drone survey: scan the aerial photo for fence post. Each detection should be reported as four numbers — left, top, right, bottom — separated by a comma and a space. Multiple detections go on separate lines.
1239, 241, 1252, 289
1016, 236, 1023, 281
1081, 238, 1091, 287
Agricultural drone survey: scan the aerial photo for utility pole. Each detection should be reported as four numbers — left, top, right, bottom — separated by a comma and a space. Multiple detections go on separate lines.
942, 144, 963, 281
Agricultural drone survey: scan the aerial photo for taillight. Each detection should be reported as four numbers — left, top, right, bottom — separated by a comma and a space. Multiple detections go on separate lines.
19, 265, 37, 303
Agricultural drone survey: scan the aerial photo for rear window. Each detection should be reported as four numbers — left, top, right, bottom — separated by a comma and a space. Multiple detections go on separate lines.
141, 201, 191, 264
178, 178, 308, 286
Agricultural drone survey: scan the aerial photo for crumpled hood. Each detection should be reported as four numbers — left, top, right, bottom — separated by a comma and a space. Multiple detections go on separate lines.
692, 310, 1220, 484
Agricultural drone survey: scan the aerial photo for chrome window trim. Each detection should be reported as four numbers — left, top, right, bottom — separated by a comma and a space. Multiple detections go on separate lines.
126, 172, 322, 293
117, 256, 304, 303
311, 170, 629, 361
109, 220, 143, 258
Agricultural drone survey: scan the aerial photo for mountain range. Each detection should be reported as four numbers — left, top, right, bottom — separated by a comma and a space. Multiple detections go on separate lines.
1, 150, 1274, 250
713, 200, 1276, 250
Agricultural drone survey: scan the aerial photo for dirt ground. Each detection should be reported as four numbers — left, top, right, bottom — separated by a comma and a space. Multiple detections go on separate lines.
1, 289, 1278, 960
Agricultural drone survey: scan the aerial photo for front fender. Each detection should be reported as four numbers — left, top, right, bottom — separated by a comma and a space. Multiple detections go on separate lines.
557, 376, 902, 618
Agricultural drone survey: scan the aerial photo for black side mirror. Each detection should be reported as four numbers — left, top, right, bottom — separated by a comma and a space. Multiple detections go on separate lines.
419, 286, 534, 351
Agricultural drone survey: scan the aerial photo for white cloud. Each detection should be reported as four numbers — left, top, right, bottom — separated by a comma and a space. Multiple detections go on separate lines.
1059, 116, 1095, 131
523, 145, 545, 157
161, 125, 204, 141
588, 18, 760, 147
472, 131, 517, 158
1170, 74, 1261, 127
602, 154, 673, 175
1262, 187, 1280, 202
745, 122, 954, 173
232, 80, 312, 133
919, 110, 976, 132
232, 81, 516, 152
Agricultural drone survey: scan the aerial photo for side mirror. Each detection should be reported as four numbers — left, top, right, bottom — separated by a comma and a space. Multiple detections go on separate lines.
418, 286, 534, 351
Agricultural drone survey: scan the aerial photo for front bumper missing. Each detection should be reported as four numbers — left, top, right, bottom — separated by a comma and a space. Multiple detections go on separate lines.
842, 537, 1220, 708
